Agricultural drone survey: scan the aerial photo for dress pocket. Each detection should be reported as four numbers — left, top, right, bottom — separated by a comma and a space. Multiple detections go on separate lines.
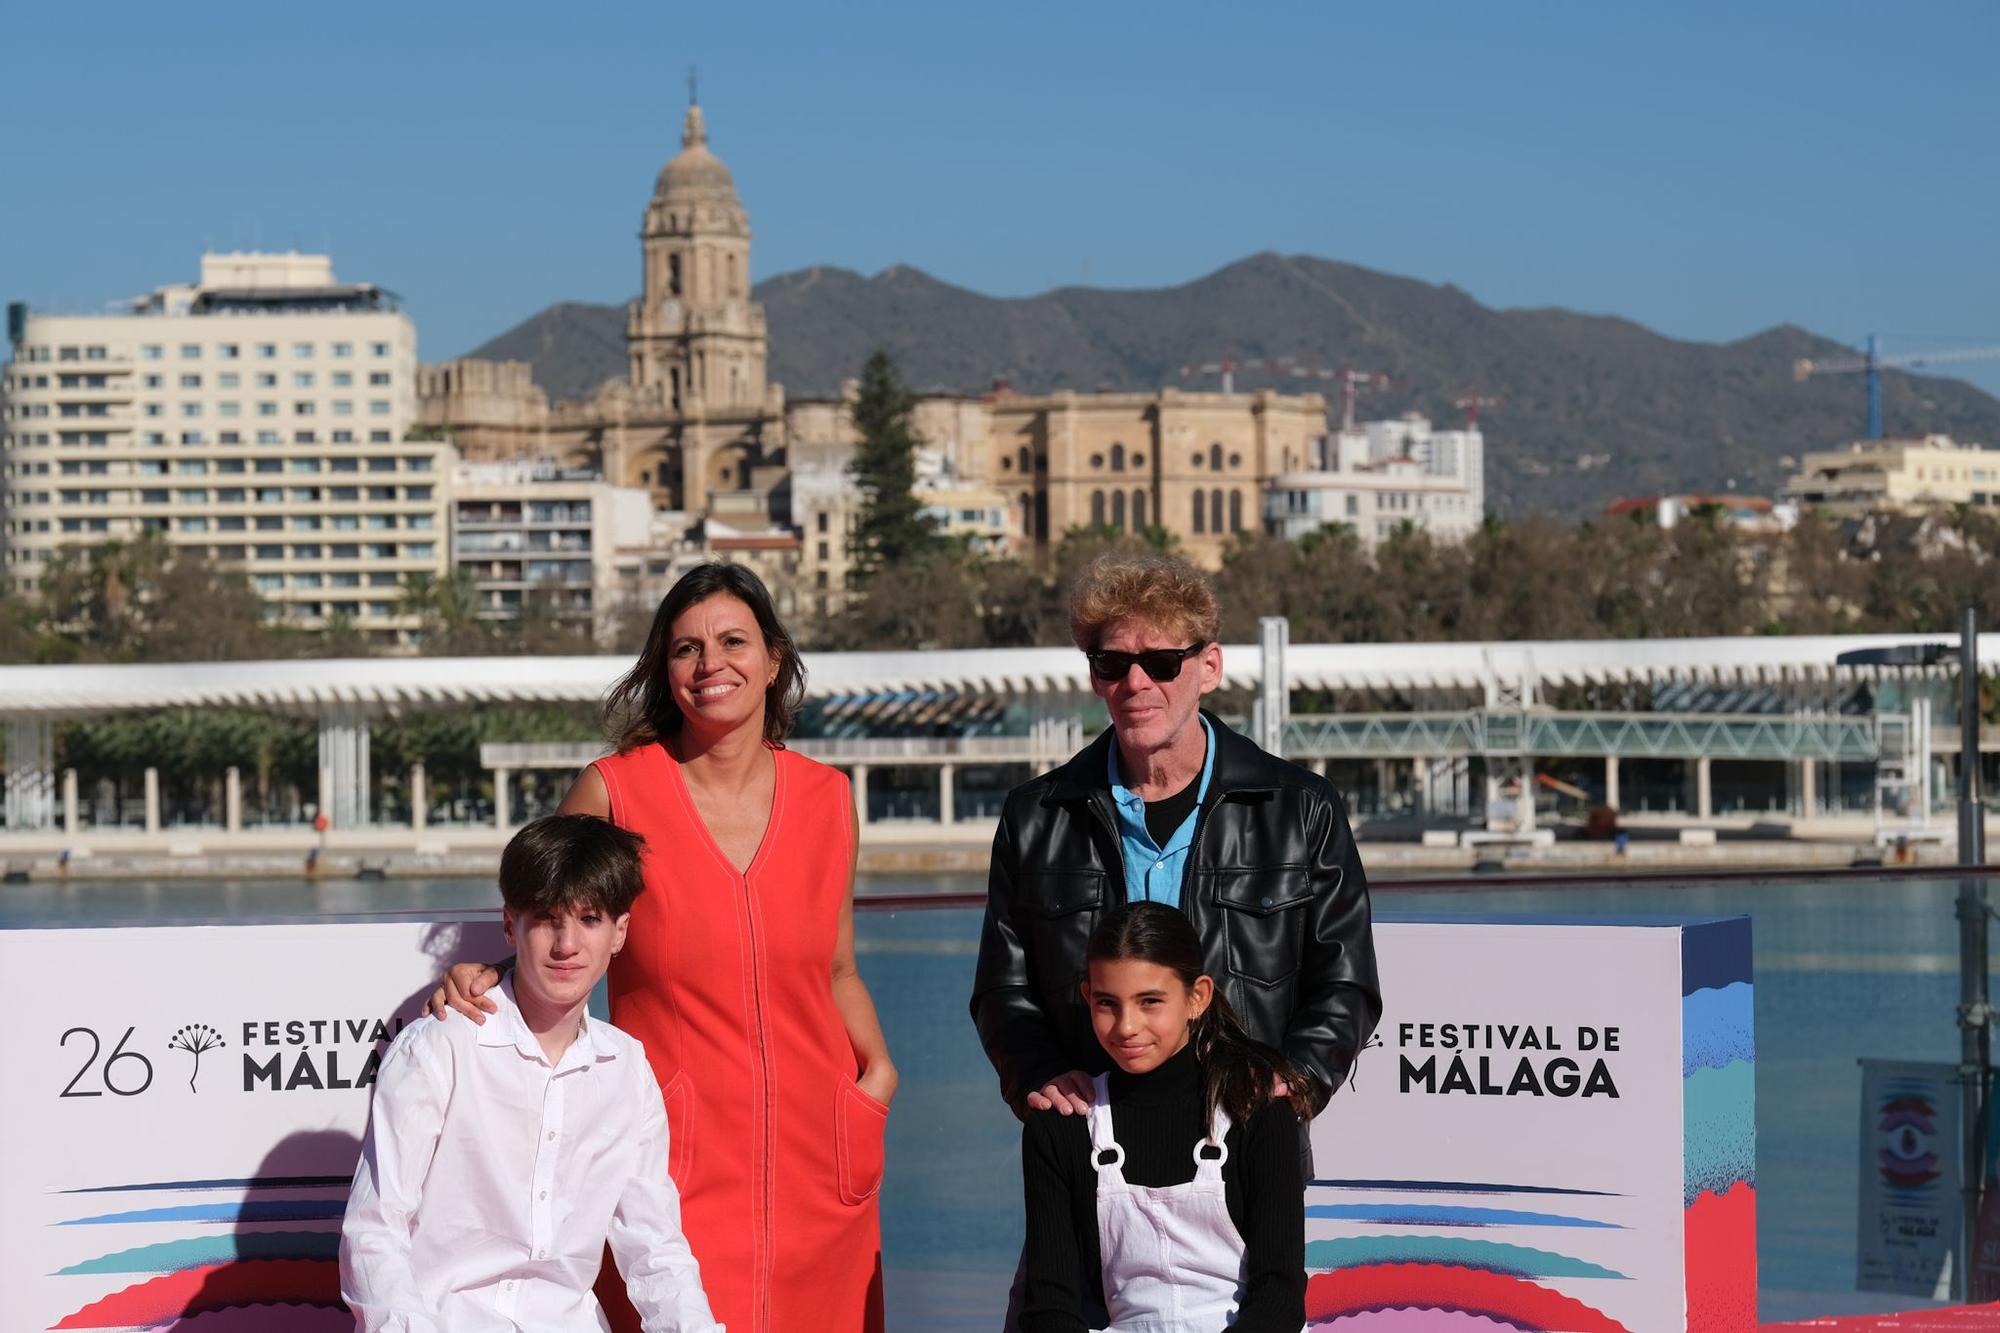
662, 1070, 695, 1189
835, 1078, 890, 1205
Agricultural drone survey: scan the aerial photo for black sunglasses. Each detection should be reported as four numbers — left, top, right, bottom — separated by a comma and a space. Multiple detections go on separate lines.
1085, 642, 1208, 683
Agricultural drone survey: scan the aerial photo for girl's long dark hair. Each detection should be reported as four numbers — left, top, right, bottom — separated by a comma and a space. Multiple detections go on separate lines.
1086, 902, 1309, 1128
604, 562, 806, 751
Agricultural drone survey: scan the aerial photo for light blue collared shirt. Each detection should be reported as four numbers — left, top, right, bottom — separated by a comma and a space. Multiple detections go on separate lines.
1107, 715, 1216, 909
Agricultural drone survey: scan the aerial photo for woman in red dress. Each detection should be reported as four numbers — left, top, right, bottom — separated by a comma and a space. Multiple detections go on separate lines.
436, 564, 894, 1333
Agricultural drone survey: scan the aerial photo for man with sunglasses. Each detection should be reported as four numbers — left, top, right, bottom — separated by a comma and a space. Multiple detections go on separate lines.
971, 550, 1382, 1125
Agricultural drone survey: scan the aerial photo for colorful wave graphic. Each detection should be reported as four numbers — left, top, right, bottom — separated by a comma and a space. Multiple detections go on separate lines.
1307, 1236, 1627, 1279
1304, 1265, 1633, 1331
51, 1258, 343, 1329
1681, 918, 1755, 1332
51, 1176, 347, 1330
1307, 1203, 1622, 1230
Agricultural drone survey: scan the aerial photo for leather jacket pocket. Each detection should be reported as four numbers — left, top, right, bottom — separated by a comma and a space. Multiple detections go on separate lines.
1212, 866, 1311, 986
836, 1078, 890, 1205
1018, 870, 1105, 1000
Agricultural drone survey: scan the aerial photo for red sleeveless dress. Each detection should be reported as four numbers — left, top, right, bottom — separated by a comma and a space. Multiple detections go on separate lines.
591, 742, 886, 1333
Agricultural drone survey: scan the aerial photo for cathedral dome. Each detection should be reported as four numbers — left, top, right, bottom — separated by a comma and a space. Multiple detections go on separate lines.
655, 103, 739, 201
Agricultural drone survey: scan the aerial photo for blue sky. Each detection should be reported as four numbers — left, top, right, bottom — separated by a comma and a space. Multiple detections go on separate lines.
6, 1, 1998, 402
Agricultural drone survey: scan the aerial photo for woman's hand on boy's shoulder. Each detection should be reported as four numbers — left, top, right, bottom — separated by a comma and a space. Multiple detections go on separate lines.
423, 961, 504, 1024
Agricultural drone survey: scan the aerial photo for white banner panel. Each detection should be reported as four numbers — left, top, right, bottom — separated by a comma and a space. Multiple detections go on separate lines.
0, 917, 504, 1333
1305, 916, 1755, 1333
1857, 1058, 1961, 1299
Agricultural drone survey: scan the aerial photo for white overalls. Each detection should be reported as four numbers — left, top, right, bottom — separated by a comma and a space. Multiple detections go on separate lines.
1085, 1072, 1248, 1333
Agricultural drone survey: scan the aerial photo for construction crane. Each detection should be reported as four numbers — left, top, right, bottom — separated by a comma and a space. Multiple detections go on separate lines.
1794, 334, 2000, 439
1453, 393, 1503, 429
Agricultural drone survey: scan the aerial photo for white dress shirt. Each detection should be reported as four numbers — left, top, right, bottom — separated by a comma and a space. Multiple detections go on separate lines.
340, 976, 723, 1333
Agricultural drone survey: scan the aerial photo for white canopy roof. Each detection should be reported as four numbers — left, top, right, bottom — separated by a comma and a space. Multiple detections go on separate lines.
0, 633, 1983, 720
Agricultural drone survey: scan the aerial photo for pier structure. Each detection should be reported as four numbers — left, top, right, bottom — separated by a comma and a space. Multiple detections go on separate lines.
0, 632, 1987, 855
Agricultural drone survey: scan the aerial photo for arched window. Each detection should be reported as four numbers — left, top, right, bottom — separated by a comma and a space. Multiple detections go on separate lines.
1192, 490, 1205, 534
1111, 489, 1126, 531
1210, 489, 1224, 534
1110, 443, 1125, 472
1209, 443, 1224, 471
1090, 490, 1106, 526
1018, 446, 1033, 474
1229, 489, 1244, 533
1132, 489, 1148, 529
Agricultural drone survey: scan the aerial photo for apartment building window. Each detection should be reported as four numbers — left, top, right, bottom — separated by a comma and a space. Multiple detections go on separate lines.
332, 544, 360, 559
367, 543, 396, 559
219, 373, 240, 388
295, 401, 315, 416
369, 372, 391, 386
143, 374, 164, 389
403, 485, 432, 500
293, 343, 314, 358
180, 517, 208, 533
220, 344, 240, 360
293, 516, 322, 531
366, 457, 395, 473
331, 372, 353, 387
294, 372, 315, 388
368, 571, 397, 587
289, 488, 318, 502
405, 456, 431, 472
293, 573, 323, 589
294, 544, 323, 559
144, 404, 164, 418
369, 430, 391, 443
219, 403, 240, 417
256, 373, 277, 388
180, 374, 201, 388
143, 432, 166, 446
290, 458, 321, 473
257, 487, 284, 503
140, 489, 168, 503
368, 400, 389, 415
218, 431, 241, 444
258, 403, 278, 417
253, 459, 282, 474
216, 516, 245, 531
255, 344, 276, 359
332, 401, 353, 416
332, 342, 353, 358
404, 543, 434, 559
332, 430, 354, 443
216, 459, 245, 474
181, 404, 202, 418
252, 574, 283, 592
329, 460, 359, 475
332, 514, 360, 530
180, 345, 200, 359
256, 430, 280, 445
369, 342, 390, 357
141, 345, 162, 360
295, 430, 317, 444
217, 488, 244, 503
407, 513, 434, 529
176, 460, 207, 475
255, 544, 284, 559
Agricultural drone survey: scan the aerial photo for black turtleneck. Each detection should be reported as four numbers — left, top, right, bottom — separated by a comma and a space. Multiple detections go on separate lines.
1018, 1043, 1306, 1333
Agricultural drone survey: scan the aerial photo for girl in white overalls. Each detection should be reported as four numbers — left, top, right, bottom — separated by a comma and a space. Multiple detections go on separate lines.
1018, 902, 1308, 1333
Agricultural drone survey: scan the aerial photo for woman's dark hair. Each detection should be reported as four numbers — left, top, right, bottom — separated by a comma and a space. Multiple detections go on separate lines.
604, 562, 806, 751
1086, 902, 1309, 1127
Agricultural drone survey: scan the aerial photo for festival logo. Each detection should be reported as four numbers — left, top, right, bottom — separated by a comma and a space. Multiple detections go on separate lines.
167, 1023, 227, 1093
1876, 1090, 1944, 1194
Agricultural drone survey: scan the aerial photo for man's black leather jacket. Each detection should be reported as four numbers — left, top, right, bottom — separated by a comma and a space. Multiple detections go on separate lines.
970, 712, 1382, 1118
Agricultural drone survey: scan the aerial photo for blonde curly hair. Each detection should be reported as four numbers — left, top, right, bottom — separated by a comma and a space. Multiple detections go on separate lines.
1068, 553, 1220, 650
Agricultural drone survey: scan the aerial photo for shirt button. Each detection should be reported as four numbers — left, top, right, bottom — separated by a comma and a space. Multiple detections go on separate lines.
538, 1249, 548, 1259
547, 1131, 557, 1141
540, 1190, 549, 1199
1260, 896, 1273, 907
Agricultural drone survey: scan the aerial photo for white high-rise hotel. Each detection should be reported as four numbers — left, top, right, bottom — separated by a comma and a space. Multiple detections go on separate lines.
1, 253, 449, 643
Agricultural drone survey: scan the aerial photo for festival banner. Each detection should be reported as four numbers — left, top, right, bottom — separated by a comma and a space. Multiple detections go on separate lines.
1305, 916, 1756, 1333
1857, 1057, 1961, 1299
0, 917, 505, 1332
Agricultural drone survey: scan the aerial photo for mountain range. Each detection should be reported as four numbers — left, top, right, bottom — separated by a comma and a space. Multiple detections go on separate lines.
464, 253, 2000, 518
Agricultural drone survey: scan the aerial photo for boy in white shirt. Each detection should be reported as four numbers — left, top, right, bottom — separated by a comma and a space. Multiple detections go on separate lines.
341, 814, 722, 1333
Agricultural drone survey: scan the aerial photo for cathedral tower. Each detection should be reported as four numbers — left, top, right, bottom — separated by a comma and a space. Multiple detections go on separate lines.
627, 97, 769, 416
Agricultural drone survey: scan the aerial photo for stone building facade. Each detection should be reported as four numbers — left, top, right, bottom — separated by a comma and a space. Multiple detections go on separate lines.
418, 100, 1340, 585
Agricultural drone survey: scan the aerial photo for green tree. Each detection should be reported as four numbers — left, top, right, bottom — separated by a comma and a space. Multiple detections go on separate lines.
846, 350, 936, 581
397, 570, 496, 656
40, 535, 278, 662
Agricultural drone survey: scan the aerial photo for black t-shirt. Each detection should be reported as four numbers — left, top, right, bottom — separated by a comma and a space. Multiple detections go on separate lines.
1018, 1044, 1306, 1333
1143, 774, 1201, 847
